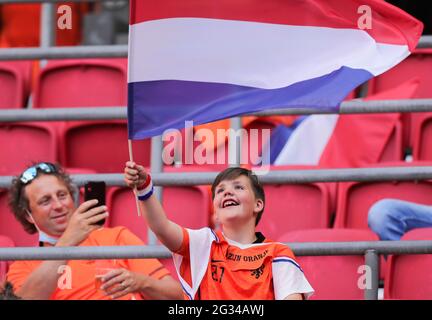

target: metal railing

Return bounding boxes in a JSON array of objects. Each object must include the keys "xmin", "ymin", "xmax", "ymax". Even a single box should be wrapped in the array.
[
  {"xmin": 0, "ymin": 45, "xmax": 128, "ymax": 61},
  {"xmin": 1, "ymin": 99, "xmax": 432, "ymax": 122},
  {"xmin": 0, "ymin": 37, "xmax": 431, "ymax": 61},
  {"xmin": 0, "ymin": 241, "xmax": 431, "ymax": 300},
  {"xmin": 2, "ymin": 166, "xmax": 432, "ymax": 188}
]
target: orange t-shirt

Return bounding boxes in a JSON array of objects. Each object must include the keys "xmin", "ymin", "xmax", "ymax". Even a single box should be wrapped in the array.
[
  {"xmin": 7, "ymin": 227, "xmax": 170, "ymax": 300},
  {"xmin": 174, "ymin": 228, "xmax": 314, "ymax": 300}
]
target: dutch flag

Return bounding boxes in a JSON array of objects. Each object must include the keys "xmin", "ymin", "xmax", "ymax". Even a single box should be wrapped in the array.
[{"xmin": 127, "ymin": 0, "xmax": 423, "ymax": 140}]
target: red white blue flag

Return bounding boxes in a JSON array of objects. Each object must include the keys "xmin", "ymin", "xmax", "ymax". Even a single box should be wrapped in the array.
[{"xmin": 127, "ymin": 0, "xmax": 423, "ymax": 139}]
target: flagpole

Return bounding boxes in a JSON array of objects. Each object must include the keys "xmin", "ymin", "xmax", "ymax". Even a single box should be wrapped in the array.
[{"xmin": 128, "ymin": 139, "xmax": 142, "ymax": 217}]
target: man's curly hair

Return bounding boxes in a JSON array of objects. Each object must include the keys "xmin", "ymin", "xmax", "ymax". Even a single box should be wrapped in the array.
[{"xmin": 8, "ymin": 162, "xmax": 76, "ymax": 234}]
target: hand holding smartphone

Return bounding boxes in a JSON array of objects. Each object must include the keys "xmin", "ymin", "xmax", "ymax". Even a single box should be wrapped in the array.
[{"xmin": 84, "ymin": 181, "xmax": 106, "ymax": 226}]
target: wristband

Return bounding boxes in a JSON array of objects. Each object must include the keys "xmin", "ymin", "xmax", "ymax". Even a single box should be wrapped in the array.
[{"xmin": 136, "ymin": 175, "xmax": 154, "ymax": 201}]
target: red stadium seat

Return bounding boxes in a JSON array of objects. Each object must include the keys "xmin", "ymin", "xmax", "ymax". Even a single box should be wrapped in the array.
[
  {"xmin": 378, "ymin": 120, "xmax": 403, "ymax": 163},
  {"xmin": 33, "ymin": 59, "xmax": 127, "ymax": 108},
  {"xmin": 0, "ymin": 189, "xmax": 38, "ymax": 247},
  {"xmin": 0, "ymin": 122, "xmax": 58, "ymax": 175},
  {"xmin": 32, "ymin": 59, "xmax": 143, "ymax": 173},
  {"xmin": 334, "ymin": 162, "xmax": 432, "ymax": 229},
  {"xmin": 385, "ymin": 228, "xmax": 432, "ymax": 300},
  {"xmin": 0, "ymin": 234, "xmax": 14, "ymax": 281},
  {"xmin": 254, "ymin": 166, "xmax": 331, "ymax": 240},
  {"xmin": 408, "ymin": 52, "xmax": 432, "ymax": 159},
  {"xmin": 368, "ymin": 49, "xmax": 432, "ymax": 101},
  {"xmin": 0, "ymin": 61, "xmax": 32, "ymax": 109},
  {"xmin": 368, "ymin": 49, "xmax": 432, "ymax": 149},
  {"xmin": 59, "ymin": 120, "xmax": 151, "ymax": 173},
  {"xmin": 412, "ymin": 113, "xmax": 432, "ymax": 161},
  {"xmin": 278, "ymin": 229, "xmax": 379, "ymax": 300},
  {"xmin": 107, "ymin": 185, "xmax": 211, "ymax": 243}
]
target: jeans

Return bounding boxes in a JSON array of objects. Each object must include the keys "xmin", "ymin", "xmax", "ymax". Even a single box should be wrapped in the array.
[{"xmin": 368, "ymin": 199, "xmax": 432, "ymax": 240}]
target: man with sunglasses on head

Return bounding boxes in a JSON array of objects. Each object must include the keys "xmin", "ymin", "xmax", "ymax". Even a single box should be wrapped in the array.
[{"xmin": 6, "ymin": 162, "xmax": 183, "ymax": 300}]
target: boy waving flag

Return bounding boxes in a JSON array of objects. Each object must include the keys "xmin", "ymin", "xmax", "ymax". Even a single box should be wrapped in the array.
[
  {"xmin": 124, "ymin": 163, "xmax": 314, "ymax": 299},
  {"xmin": 127, "ymin": 0, "xmax": 423, "ymax": 139}
]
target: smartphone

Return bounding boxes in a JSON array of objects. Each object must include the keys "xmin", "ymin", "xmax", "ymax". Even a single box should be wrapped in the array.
[{"xmin": 84, "ymin": 181, "xmax": 106, "ymax": 226}]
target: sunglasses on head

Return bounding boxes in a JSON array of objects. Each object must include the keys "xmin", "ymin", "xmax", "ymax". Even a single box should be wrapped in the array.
[{"xmin": 19, "ymin": 163, "xmax": 57, "ymax": 184}]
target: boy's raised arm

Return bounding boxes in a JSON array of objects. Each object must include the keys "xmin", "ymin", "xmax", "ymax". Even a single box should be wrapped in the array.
[{"xmin": 124, "ymin": 161, "xmax": 184, "ymax": 252}]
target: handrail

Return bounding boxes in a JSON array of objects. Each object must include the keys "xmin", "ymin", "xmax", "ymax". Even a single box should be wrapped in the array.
[
  {"xmin": 1, "ymin": 99, "xmax": 432, "ymax": 122},
  {"xmin": 1, "ymin": 240, "xmax": 430, "ymax": 300},
  {"xmin": 0, "ymin": 241, "xmax": 431, "ymax": 261},
  {"xmin": 1, "ymin": 166, "xmax": 432, "ymax": 188},
  {"xmin": 0, "ymin": 45, "xmax": 128, "ymax": 61},
  {"xmin": 0, "ymin": 37, "xmax": 431, "ymax": 61}
]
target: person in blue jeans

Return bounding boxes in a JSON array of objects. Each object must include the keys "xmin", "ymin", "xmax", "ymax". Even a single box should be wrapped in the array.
[{"xmin": 368, "ymin": 199, "xmax": 432, "ymax": 240}]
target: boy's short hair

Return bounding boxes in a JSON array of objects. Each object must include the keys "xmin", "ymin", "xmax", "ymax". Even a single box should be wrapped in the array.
[{"xmin": 211, "ymin": 167, "xmax": 265, "ymax": 226}]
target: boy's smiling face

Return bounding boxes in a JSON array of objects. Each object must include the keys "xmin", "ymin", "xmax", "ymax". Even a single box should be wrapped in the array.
[{"xmin": 213, "ymin": 175, "xmax": 264, "ymax": 227}]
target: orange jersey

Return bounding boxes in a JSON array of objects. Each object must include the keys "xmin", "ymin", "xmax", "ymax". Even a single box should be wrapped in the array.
[
  {"xmin": 174, "ymin": 228, "xmax": 314, "ymax": 300},
  {"xmin": 7, "ymin": 227, "xmax": 170, "ymax": 300}
]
